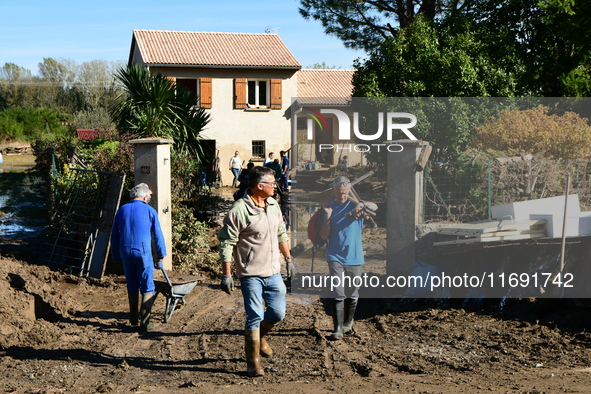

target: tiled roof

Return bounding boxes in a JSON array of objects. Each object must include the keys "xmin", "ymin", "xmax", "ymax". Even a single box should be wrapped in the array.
[
  {"xmin": 296, "ymin": 69, "xmax": 355, "ymax": 106},
  {"xmin": 131, "ymin": 30, "xmax": 301, "ymax": 69}
]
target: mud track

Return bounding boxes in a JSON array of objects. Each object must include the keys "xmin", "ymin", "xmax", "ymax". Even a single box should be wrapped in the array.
[{"xmin": 2, "ymin": 184, "xmax": 591, "ymax": 393}]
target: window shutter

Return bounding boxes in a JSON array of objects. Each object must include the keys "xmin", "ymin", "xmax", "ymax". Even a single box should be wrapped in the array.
[
  {"xmin": 199, "ymin": 78, "xmax": 212, "ymax": 109},
  {"xmin": 234, "ymin": 78, "xmax": 247, "ymax": 109},
  {"xmin": 270, "ymin": 79, "xmax": 282, "ymax": 109},
  {"xmin": 165, "ymin": 76, "xmax": 176, "ymax": 90}
]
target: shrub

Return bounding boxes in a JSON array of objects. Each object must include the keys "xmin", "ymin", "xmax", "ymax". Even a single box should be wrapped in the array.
[
  {"xmin": 171, "ymin": 204, "xmax": 219, "ymax": 276},
  {"xmin": 0, "ymin": 107, "xmax": 70, "ymax": 143},
  {"xmin": 472, "ymin": 105, "xmax": 591, "ymax": 159}
]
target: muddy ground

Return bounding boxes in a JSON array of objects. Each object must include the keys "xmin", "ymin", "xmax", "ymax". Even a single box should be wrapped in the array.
[{"xmin": 2, "ymin": 175, "xmax": 591, "ymax": 393}]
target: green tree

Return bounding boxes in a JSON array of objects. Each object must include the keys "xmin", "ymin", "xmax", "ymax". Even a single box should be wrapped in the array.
[
  {"xmin": 352, "ymin": 16, "xmax": 523, "ymax": 98},
  {"xmin": 112, "ymin": 63, "xmax": 211, "ymax": 161},
  {"xmin": 303, "ymin": 0, "xmax": 591, "ymax": 96},
  {"xmin": 299, "ymin": 0, "xmax": 457, "ymax": 51},
  {"xmin": 0, "ymin": 63, "xmax": 36, "ymax": 109},
  {"xmin": 76, "ymin": 59, "xmax": 124, "ymax": 110},
  {"xmin": 306, "ymin": 61, "xmax": 340, "ymax": 69}
]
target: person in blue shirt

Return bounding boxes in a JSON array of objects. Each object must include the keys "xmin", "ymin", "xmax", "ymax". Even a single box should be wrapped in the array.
[
  {"xmin": 319, "ymin": 176, "xmax": 377, "ymax": 340},
  {"xmin": 111, "ymin": 183, "xmax": 167, "ymax": 331},
  {"xmin": 280, "ymin": 150, "xmax": 290, "ymax": 192}
]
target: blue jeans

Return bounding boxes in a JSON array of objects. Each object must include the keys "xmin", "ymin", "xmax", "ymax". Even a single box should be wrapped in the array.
[
  {"xmin": 240, "ymin": 273, "xmax": 286, "ymax": 329},
  {"xmin": 231, "ymin": 168, "xmax": 240, "ymax": 185},
  {"xmin": 121, "ymin": 248, "xmax": 155, "ymax": 294},
  {"xmin": 281, "ymin": 171, "xmax": 289, "ymax": 191}
]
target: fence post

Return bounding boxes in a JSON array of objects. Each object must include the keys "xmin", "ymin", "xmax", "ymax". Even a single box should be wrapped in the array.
[
  {"xmin": 387, "ymin": 140, "xmax": 429, "ymax": 278},
  {"xmin": 422, "ymin": 163, "xmax": 429, "ymax": 223},
  {"xmin": 487, "ymin": 160, "xmax": 492, "ymax": 220}
]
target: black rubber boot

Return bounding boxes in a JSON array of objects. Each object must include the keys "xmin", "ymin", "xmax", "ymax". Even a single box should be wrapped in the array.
[
  {"xmin": 139, "ymin": 292, "xmax": 156, "ymax": 332},
  {"xmin": 128, "ymin": 291, "xmax": 139, "ymax": 326},
  {"xmin": 343, "ymin": 298, "xmax": 358, "ymax": 334},
  {"xmin": 327, "ymin": 299, "xmax": 344, "ymax": 341}
]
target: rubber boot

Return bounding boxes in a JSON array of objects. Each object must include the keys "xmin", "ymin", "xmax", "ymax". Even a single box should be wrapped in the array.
[
  {"xmin": 343, "ymin": 298, "xmax": 358, "ymax": 334},
  {"xmin": 128, "ymin": 291, "xmax": 139, "ymax": 326},
  {"xmin": 245, "ymin": 328, "xmax": 264, "ymax": 377},
  {"xmin": 259, "ymin": 320, "xmax": 275, "ymax": 358},
  {"xmin": 327, "ymin": 299, "xmax": 344, "ymax": 341},
  {"xmin": 139, "ymin": 292, "xmax": 156, "ymax": 332}
]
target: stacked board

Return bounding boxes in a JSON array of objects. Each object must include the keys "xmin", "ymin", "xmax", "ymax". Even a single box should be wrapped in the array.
[{"xmin": 434, "ymin": 219, "xmax": 547, "ymax": 246}]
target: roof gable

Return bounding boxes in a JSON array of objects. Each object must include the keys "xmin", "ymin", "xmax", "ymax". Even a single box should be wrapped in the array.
[{"xmin": 131, "ymin": 30, "xmax": 301, "ymax": 69}]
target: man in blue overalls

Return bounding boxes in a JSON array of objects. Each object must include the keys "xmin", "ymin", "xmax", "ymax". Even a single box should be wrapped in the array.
[{"xmin": 111, "ymin": 183, "xmax": 167, "ymax": 331}]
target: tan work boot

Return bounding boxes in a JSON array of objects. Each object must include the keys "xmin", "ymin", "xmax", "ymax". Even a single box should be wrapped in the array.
[
  {"xmin": 259, "ymin": 320, "xmax": 275, "ymax": 358},
  {"xmin": 128, "ymin": 291, "xmax": 139, "ymax": 326},
  {"xmin": 244, "ymin": 328, "xmax": 264, "ymax": 377},
  {"xmin": 139, "ymin": 292, "xmax": 156, "ymax": 332}
]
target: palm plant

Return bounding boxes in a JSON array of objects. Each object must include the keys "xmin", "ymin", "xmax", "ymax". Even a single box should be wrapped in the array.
[{"xmin": 111, "ymin": 63, "xmax": 210, "ymax": 161}]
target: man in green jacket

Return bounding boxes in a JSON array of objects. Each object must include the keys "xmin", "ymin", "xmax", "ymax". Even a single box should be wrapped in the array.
[{"xmin": 218, "ymin": 166, "xmax": 295, "ymax": 377}]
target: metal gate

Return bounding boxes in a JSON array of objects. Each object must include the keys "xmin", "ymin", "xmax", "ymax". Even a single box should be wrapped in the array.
[{"xmin": 43, "ymin": 168, "xmax": 125, "ymax": 278}]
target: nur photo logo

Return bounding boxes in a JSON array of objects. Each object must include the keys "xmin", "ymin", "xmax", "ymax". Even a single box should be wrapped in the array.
[{"xmin": 302, "ymin": 107, "xmax": 419, "ymax": 153}]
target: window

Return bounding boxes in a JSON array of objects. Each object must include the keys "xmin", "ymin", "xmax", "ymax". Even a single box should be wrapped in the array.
[
  {"xmin": 168, "ymin": 77, "xmax": 212, "ymax": 109},
  {"xmin": 252, "ymin": 140, "xmax": 266, "ymax": 159},
  {"xmin": 234, "ymin": 78, "xmax": 281, "ymax": 110},
  {"xmin": 247, "ymin": 80, "xmax": 268, "ymax": 108}
]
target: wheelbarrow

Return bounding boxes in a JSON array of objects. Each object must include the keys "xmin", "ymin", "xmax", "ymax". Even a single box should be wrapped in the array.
[{"xmin": 154, "ymin": 268, "xmax": 199, "ymax": 322}]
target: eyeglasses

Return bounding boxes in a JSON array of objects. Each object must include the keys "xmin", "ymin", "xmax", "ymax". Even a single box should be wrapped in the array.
[{"xmin": 260, "ymin": 181, "xmax": 277, "ymax": 188}]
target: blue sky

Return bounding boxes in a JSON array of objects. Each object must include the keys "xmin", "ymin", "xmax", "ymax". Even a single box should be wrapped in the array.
[{"xmin": 0, "ymin": 0, "xmax": 366, "ymax": 74}]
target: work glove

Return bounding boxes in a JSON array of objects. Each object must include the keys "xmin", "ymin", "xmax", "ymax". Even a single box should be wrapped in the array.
[
  {"xmin": 286, "ymin": 258, "xmax": 296, "ymax": 283},
  {"xmin": 155, "ymin": 259, "xmax": 164, "ymax": 270},
  {"xmin": 221, "ymin": 275, "xmax": 235, "ymax": 295}
]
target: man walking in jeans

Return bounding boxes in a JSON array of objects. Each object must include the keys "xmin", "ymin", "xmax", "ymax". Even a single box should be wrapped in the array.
[{"xmin": 217, "ymin": 166, "xmax": 295, "ymax": 377}]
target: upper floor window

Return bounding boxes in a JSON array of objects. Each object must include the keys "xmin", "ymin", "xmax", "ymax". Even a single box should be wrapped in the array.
[
  {"xmin": 165, "ymin": 76, "xmax": 212, "ymax": 109},
  {"xmin": 235, "ymin": 78, "xmax": 282, "ymax": 110},
  {"xmin": 247, "ymin": 80, "xmax": 268, "ymax": 108}
]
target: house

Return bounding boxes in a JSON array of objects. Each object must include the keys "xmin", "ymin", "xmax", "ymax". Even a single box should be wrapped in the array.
[{"xmin": 128, "ymin": 29, "xmax": 356, "ymax": 186}]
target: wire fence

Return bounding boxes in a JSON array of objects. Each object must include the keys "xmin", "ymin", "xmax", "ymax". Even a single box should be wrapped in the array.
[{"xmin": 423, "ymin": 157, "xmax": 591, "ymax": 223}]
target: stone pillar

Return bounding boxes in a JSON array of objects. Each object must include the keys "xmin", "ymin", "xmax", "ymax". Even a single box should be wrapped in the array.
[
  {"xmin": 387, "ymin": 140, "xmax": 429, "ymax": 277},
  {"xmin": 130, "ymin": 138, "xmax": 173, "ymax": 270}
]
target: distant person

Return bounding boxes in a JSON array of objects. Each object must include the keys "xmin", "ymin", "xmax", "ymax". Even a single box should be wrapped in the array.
[
  {"xmin": 234, "ymin": 162, "xmax": 255, "ymax": 201},
  {"xmin": 318, "ymin": 176, "xmax": 377, "ymax": 340},
  {"xmin": 280, "ymin": 151, "xmax": 290, "ymax": 192},
  {"xmin": 110, "ymin": 183, "xmax": 167, "ymax": 332},
  {"xmin": 264, "ymin": 158, "xmax": 282, "ymax": 182},
  {"xmin": 229, "ymin": 151, "xmax": 242, "ymax": 188},
  {"xmin": 263, "ymin": 152, "xmax": 275, "ymax": 165},
  {"xmin": 218, "ymin": 166, "xmax": 295, "ymax": 377}
]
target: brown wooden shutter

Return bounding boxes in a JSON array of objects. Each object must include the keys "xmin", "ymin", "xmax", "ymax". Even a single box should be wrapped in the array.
[
  {"xmin": 199, "ymin": 78, "xmax": 212, "ymax": 109},
  {"xmin": 165, "ymin": 76, "xmax": 176, "ymax": 90},
  {"xmin": 270, "ymin": 79, "xmax": 282, "ymax": 109},
  {"xmin": 234, "ymin": 78, "xmax": 247, "ymax": 109}
]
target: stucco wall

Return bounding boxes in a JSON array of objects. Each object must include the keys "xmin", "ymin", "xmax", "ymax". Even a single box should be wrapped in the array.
[{"xmin": 151, "ymin": 67, "xmax": 297, "ymax": 186}]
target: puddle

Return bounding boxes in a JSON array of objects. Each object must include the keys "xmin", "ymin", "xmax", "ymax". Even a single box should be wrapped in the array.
[{"xmin": 0, "ymin": 172, "xmax": 48, "ymax": 241}]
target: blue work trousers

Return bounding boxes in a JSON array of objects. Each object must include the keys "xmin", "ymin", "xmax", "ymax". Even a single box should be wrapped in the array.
[{"xmin": 121, "ymin": 248, "xmax": 155, "ymax": 294}]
